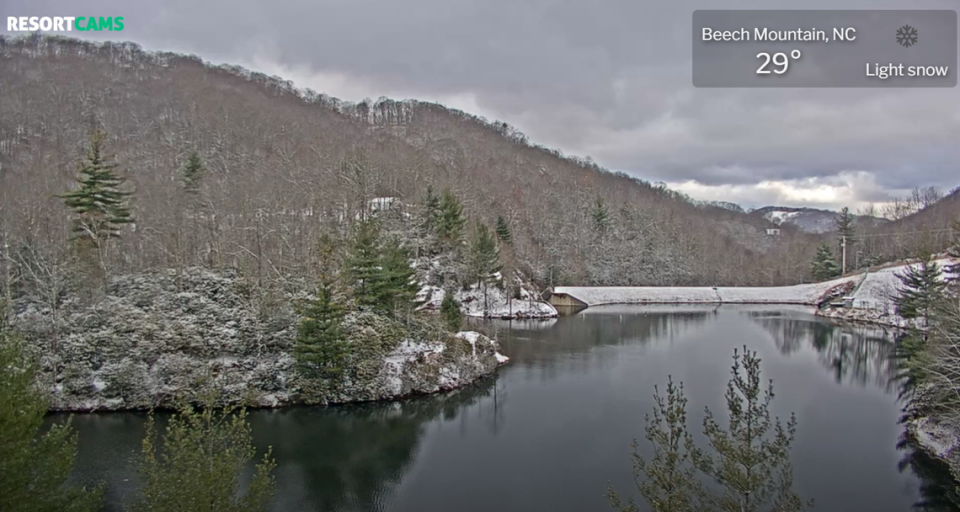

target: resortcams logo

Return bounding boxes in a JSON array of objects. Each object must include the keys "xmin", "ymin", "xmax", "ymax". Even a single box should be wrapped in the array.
[{"xmin": 6, "ymin": 16, "xmax": 124, "ymax": 32}]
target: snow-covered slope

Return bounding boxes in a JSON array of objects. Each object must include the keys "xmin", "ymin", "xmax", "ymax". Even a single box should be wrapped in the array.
[
  {"xmin": 819, "ymin": 257, "xmax": 957, "ymax": 327},
  {"xmin": 418, "ymin": 281, "xmax": 558, "ymax": 319}
]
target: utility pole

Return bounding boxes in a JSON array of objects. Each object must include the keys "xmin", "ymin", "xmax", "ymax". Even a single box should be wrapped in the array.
[{"xmin": 841, "ymin": 236, "xmax": 847, "ymax": 275}]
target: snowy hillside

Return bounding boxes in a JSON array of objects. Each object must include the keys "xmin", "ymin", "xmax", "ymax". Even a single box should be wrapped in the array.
[
  {"xmin": 418, "ymin": 280, "xmax": 558, "ymax": 319},
  {"xmin": 819, "ymin": 257, "xmax": 957, "ymax": 327}
]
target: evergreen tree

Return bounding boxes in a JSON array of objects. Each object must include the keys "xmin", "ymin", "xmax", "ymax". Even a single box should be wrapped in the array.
[
  {"xmin": 440, "ymin": 292, "xmax": 463, "ymax": 332},
  {"xmin": 696, "ymin": 347, "xmax": 810, "ymax": 512},
  {"xmin": 0, "ymin": 322, "xmax": 103, "ymax": 512},
  {"xmin": 609, "ymin": 347, "xmax": 809, "ymax": 512},
  {"xmin": 495, "ymin": 215, "xmax": 513, "ymax": 244},
  {"xmin": 468, "ymin": 223, "xmax": 502, "ymax": 314},
  {"xmin": 436, "ymin": 189, "xmax": 466, "ymax": 248},
  {"xmin": 421, "ymin": 186, "xmax": 442, "ymax": 234},
  {"xmin": 346, "ymin": 220, "xmax": 417, "ymax": 313},
  {"xmin": 606, "ymin": 377, "xmax": 704, "ymax": 512},
  {"xmin": 810, "ymin": 243, "xmax": 840, "ymax": 281},
  {"xmin": 131, "ymin": 398, "xmax": 276, "ymax": 512},
  {"xmin": 293, "ymin": 283, "xmax": 348, "ymax": 378},
  {"xmin": 60, "ymin": 131, "xmax": 133, "ymax": 242},
  {"xmin": 58, "ymin": 131, "xmax": 133, "ymax": 272},
  {"xmin": 346, "ymin": 219, "xmax": 382, "ymax": 306},
  {"xmin": 180, "ymin": 151, "xmax": 204, "ymax": 194},
  {"xmin": 835, "ymin": 207, "xmax": 855, "ymax": 270},
  {"xmin": 894, "ymin": 254, "xmax": 947, "ymax": 327},
  {"xmin": 378, "ymin": 236, "xmax": 419, "ymax": 313},
  {"xmin": 592, "ymin": 196, "xmax": 610, "ymax": 232}
]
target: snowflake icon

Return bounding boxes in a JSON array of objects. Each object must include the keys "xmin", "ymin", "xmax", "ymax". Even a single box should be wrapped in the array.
[{"xmin": 896, "ymin": 25, "xmax": 918, "ymax": 47}]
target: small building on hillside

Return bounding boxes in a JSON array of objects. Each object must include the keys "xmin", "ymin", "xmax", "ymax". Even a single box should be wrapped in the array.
[{"xmin": 766, "ymin": 228, "xmax": 781, "ymax": 236}]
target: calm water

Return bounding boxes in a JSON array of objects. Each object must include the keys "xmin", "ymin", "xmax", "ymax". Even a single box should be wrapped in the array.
[{"xmin": 60, "ymin": 306, "xmax": 960, "ymax": 512}]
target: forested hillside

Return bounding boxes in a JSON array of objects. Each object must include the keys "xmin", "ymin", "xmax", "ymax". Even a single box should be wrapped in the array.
[
  {"xmin": 0, "ymin": 35, "xmax": 820, "ymax": 290},
  {"xmin": 856, "ymin": 188, "xmax": 960, "ymax": 264}
]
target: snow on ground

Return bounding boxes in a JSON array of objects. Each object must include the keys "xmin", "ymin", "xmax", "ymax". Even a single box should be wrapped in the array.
[
  {"xmin": 556, "ymin": 258, "xmax": 957, "ymax": 328},
  {"xmin": 455, "ymin": 331, "xmax": 480, "ymax": 356},
  {"xmin": 418, "ymin": 281, "xmax": 558, "ymax": 319},
  {"xmin": 452, "ymin": 330, "xmax": 510, "ymax": 364},
  {"xmin": 820, "ymin": 257, "xmax": 957, "ymax": 327},
  {"xmin": 381, "ymin": 339, "xmax": 445, "ymax": 396},
  {"xmin": 764, "ymin": 210, "xmax": 800, "ymax": 225}
]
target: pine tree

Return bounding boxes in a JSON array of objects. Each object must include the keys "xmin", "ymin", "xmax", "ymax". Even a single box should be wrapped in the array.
[
  {"xmin": 0, "ymin": 322, "xmax": 103, "ymax": 512},
  {"xmin": 346, "ymin": 219, "xmax": 382, "ymax": 306},
  {"xmin": 835, "ymin": 207, "xmax": 855, "ymax": 271},
  {"xmin": 436, "ymin": 189, "xmax": 466, "ymax": 248},
  {"xmin": 592, "ymin": 196, "xmax": 610, "ymax": 232},
  {"xmin": 294, "ymin": 283, "xmax": 348, "ymax": 378},
  {"xmin": 378, "ymin": 236, "xmax": 419, "ymax": 313},
  {"xmin": 180, "ymin": 151, "xmax": 204, "ymax": 195},
  {"xmin": 894, "ymin": 254, "xmax": 947, "ymax": 327},
  {"xmin": 810, "ymin": 243, "xmax": 840, "ymax": 281},
  {"xmin": 606, "ymin": 377, "xmax": 704, "ymax": 512},
  {"xmin": 421, "ymin": 186, "xmax": 442, "ymax": 234},
  {"xmin": 469, "ymin": 223, "xmax": 502, "ymax": 314},
  {"xmin": 131, "ymin": 398, "xmax": 276, "ymax": 512},
  {"xmin": 495, "ymin": 215, "xmax": 513, "ymax": 244},
  {"xmin": 696, "ymin": 347, "xmax": 810, "ymax": 512},
  {"xmin": 58, "ymin": 131, "xmax": 133, "ymax": 274},
  {"xmin": 609, "ymin": 348, "xmax": 809, "ymax": 512},
  {"xmin": 440, "ymin": 292, "xmax": 463, "ymax": 332}
]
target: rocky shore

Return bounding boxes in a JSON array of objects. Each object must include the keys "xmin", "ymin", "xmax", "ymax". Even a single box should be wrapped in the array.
[{"xmin": 8, "ymin": 268, "xmax": 507, "ymax": 412}]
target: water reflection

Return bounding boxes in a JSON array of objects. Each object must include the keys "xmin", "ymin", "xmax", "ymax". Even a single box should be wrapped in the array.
[
  {"xmin": 746, "ymin": 310, "xmax": 899, "ymax": 391},
  {"xmin": 250, "ymin": 379, "xmax": 500, "ymax": 512},
  {"xmin": 898, "ymin": 432, "xmax": 960, "ymax": 511},
  {"xmin": 58, "ymin": 307, "xmax": 957, "ymax": 512}
]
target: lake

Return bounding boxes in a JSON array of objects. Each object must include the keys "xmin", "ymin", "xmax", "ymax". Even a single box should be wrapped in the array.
[{"xmin": 61, "ymin": 305, "xmax": 958, "ymax": 511}]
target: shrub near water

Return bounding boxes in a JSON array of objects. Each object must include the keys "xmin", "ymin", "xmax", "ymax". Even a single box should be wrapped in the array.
[
  {"xmin": 130, "ymin": 397, "xmax": 276, "ymax": 512},
  {"xmin": 608, "ymin": 347, "xmax": 811, "ymax": 512},
  {"xmin": 0, "ymin": 318, "xmax": 103, "ymax": 512}
]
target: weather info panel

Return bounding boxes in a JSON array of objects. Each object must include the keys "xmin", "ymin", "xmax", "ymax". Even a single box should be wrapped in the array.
[{"xmin": 693, "ymin": 10, "xmax": 957, "ymax": 88}]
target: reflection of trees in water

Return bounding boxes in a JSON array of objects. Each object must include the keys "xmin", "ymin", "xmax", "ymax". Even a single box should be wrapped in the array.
[
  {"xmin": 897, "ymin": 432, "xmax": 960, "ymax": 511},
  {"xmin": 490, "ymin": 310, "xmax": 712, "ymax": 384},
  {"xmin": 748, "ymin": 313, "xmax": 899, "ymax": 391},
  {"xmin": 498, "ymin": 310, "xmax": 711, "ymax": 361},
  {"xmin": 249, "ymin": 377, "xmax": 499, "ymax": 512}
]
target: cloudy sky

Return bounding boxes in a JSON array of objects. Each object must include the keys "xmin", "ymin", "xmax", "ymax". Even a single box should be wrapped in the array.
[{"xmin": 4, "ymin": 0, "xmax": 959, "ymax": 211}]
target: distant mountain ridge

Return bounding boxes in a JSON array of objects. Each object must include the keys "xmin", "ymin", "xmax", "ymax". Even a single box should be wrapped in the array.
[{"xmin": 749, "ymin": 206, "xmax": 889, "ymax": 234}]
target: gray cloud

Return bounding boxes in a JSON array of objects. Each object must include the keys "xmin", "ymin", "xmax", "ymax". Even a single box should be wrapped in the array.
[{"xmin": 3, "ymin": 0, "xmax": 959, "ymax": 209}]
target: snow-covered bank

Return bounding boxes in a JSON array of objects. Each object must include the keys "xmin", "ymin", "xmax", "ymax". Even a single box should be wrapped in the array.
[
  {"xmin": 818, "ymin": 257, "xmax": 957, "ymax": 328},
  {"xmin": 10, "ymin": 268, "xmax": 509, "ymax": 412},
  {"xmin": 418, "ymin": 282, "xmax": 558, "ymax": 319},
  {"xmin": 907, "ymin": 416, "xmax": 960, "ymax": 481}
]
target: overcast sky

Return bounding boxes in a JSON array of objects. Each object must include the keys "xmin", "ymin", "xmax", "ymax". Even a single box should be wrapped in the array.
[{"xmin": 4, "ymin": 0, "xmax": 959, "ymax": 211}]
